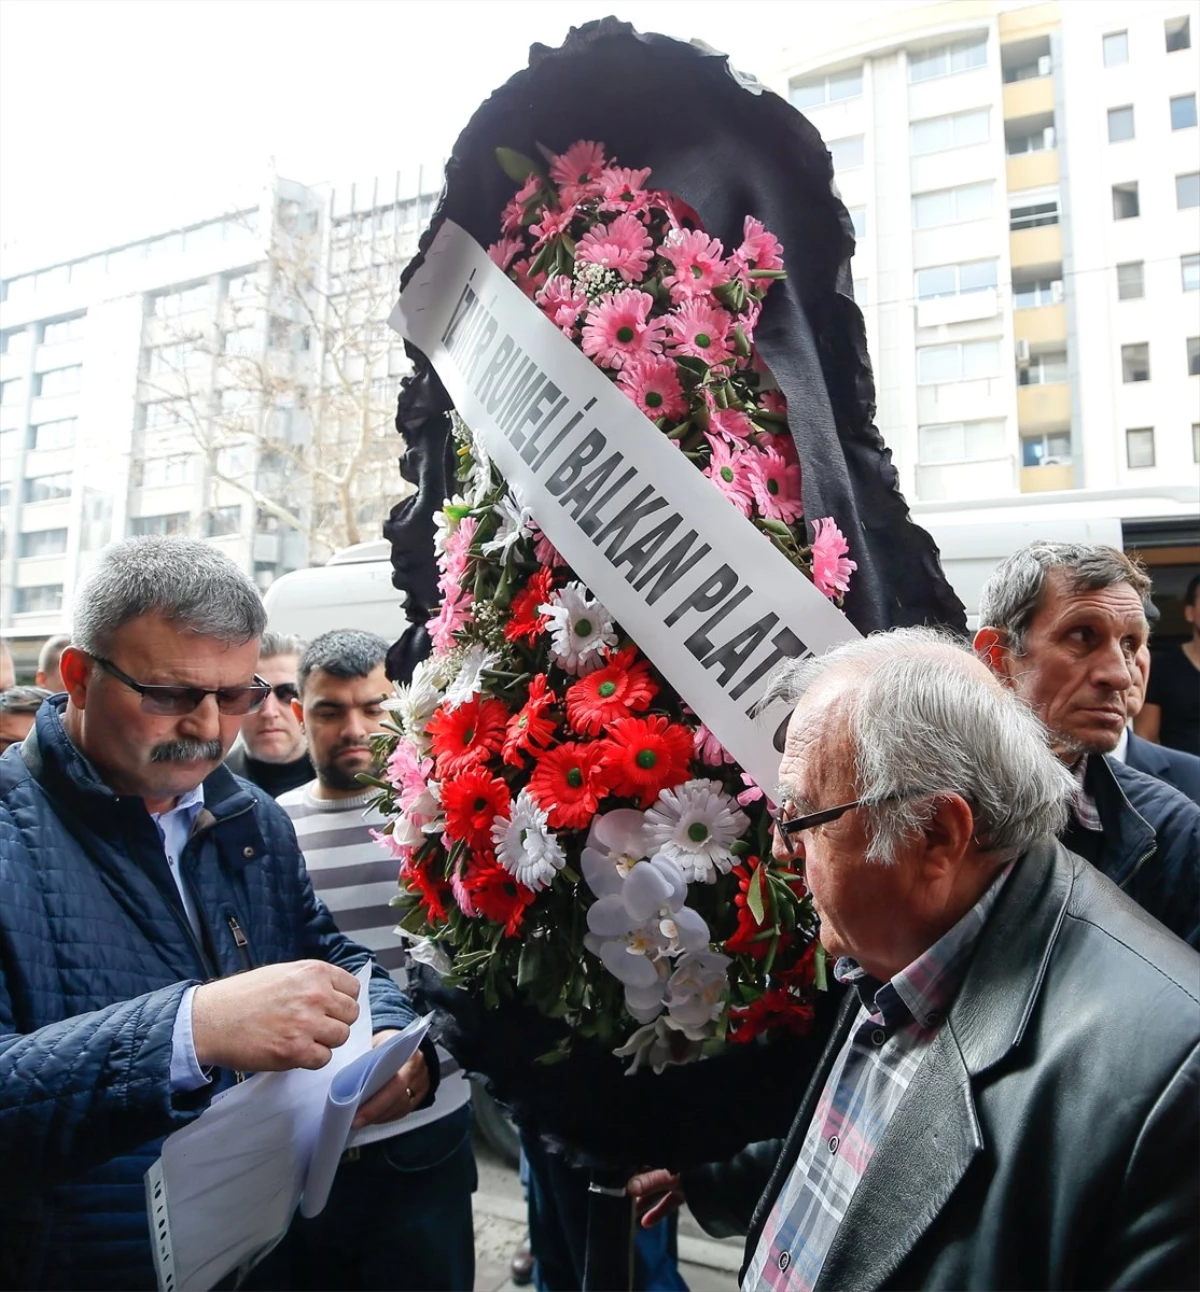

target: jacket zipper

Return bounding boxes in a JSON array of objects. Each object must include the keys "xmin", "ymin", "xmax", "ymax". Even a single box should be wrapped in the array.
[{"xmin": 227, "ymin": 914, "xmax": 252, "ymax": 971}]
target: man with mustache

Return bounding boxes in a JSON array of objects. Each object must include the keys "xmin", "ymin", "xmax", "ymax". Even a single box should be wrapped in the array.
[{"xmin": 0, "ymin": 538, "xmax": 438, "ymax": 1291}]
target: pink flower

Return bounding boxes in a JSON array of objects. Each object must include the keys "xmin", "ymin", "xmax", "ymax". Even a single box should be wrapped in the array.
[
  {"xmin": 617, "ymin": 354, "xmax": 687, "ymax": 421},
  {"xmin": 693, "ymin": 723, "xmax": 735, "ymax": 766},
  {"xmin": 549, "ymin": 140, "xmax": 607, "ymax": 192},
  {"xmin": 761, "ymin": 389, "xmax": 787, "ymax": 418},
  {"xmin": 734, "ymin": 215, "xmax": 784, "ymax": 274},
  {"xmin": 581, "ymin": 289, "xmax": 666, "ymax": 370},
  {"xmin": 537, "ymin": 275, "xmax": 589, "ymax": 338},
  {"xmin": 705, "ymin": 437, "xmax": 755, "ymax": 516},
  {"xmin": 667, "ymin": 298, "xmax": 733, "ymax": 366},
  {"xmin": 500, "ymin": 174, "xmax": 544, "ymax": 234},
  {"xmin": 748, "ymin": 447, "xmax": 803, "ymax": 523},
  {"xmin": 441, "ymin": 516, "xmax": 477, "ymax": 580},
  {"xmin": 511, "ymin": 258, "xmax": 547, "ymax": 300},
  {"xmin": 709, "ymin": 407, "xmax": 756, "ymax": 444},
  {"xmin": 487, "ymin": 236, "xmax": 524, "ymax": 271},
  {"xmin": 737, "ymin": 773, "xmax": 766, "ymax": 808},
  {"xmin": 530, "ymin": 206, "xmax": 575, "ymax": 247},
  {"xmin": 369, "ymin": 827, "xmax": 415, "ymax": 867},
  {"xmin": 599, "ymin": 165, "xmax": 653, "ymax": 213},
  {"xmin": 430, "ymin": 585, "xmax": 474, "ymax": 654},
  {"xmin": 810, "ymin": 517, "xmax": 857, "ymax": 599},
  {"xmin": 449, "ymin": 865, "xmax": 478, "ymax": 919},
  {"xmin": 529, "ymin": 521, "xmax": 565, "ymax": 568},
  {"xmin": 385, "ymin": 741, "xmax": 437, "ymax": 825},
  {"xmin": 575, "ymin": 213, "xmax": 653, "ymax": 285},
  {"xmin": 660, "ymin": 229, "xmax": 730, "ymax": 302},
  {"xmin": 651, "ymin": 191, "xmax": 701, "ymax": 231}
]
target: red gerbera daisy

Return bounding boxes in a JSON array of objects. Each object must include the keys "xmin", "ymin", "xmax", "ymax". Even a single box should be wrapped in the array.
[
  {"xmin": 441, "ymin": 767, "xmax": 510, "ymax": 851},
  {"xmin": 428, "ymin": 695, "xmax": 508, "ymax": 778},
  {"xmin": 528, "ymin": 741, "xmax": 612, "ymax": 830},
  {"xmin": 464, "ymin": 855, "xmax": 537, "ymax": 937},
  {"xmin": 727, "ymin": 986, "xmax": 814, "ymax": 1044},
  {"xmin": 505, "ymin": 567, "xmax": 555, "ymax": 644},
  {"xmin": 404, "ymin": 862, "xmax": 452, "ymax": 926},
  {"xmin": 565, "ymin": 647, "xmax": 658, "ymax": 736},
  {"xmin": 503, "ymin": 674, "xmax": 558, "ymax": 766},
  {"xmin": 601, "ymin": 715, "xmax": 694, "ymax": 807}
]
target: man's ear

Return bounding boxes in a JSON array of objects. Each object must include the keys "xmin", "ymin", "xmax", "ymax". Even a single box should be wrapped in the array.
[
  {"xmin": 58, "ymin": 647, "xmax": 92, "ymax": 708},
  {"xmin": 919, "ymin": 792, "xmax": 975, "ymax": 882},
  {"xmin": 973, "ymin": 627, "xmax": 1017, "ymax": 686}
]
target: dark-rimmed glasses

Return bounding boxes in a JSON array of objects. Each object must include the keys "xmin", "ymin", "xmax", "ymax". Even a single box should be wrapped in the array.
[
  {"xmin": 262, "ymin": 682, "xmax": 299, "ymax": 706},
  {"xmin": 92, "ymin": 655, "xmax": 272, "ymax": 716},
  {"xmin": 772, "ymin": 789, "xmax": 932, "ymax": 840}
]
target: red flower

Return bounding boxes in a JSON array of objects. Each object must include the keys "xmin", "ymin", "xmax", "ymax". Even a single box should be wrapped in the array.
[
  {"xmin": 528, "ymin": 741, "xmax": 612, "ymax": 830},
  {"xmin": 724, "ymin": 860, "xmax": 803, "ymax": 963},
  {"xmin": 503, "ymin": 675, "xmax": 558, "ymax": 766},
  {"xmin": 465, "ymin": 855, "xmax": 536, "ymax": 937},
  {"xmin": 404, "ymin": 862, "xmax": 452, "ymax": 925},
  {"xmin": 428, "ymin": 695, "xmax": 508, "ymax": 778},
  {"xmin": 565, "ymin": 647, "xmax": 658, "ymax": 736},
  {"xmin": 441, "ymin": 767, "xmax": 510, "ymax": 851},
  {"xmin": 506, "ymin": 568, "xmax": 555, "ymax": 644},
  {"xmin": 600, "ymin": 715, "xmax": 693, "ymax": 807},
  {"xmin": 727, "ymin": 986, "xmax": 814, "ymax": 1044}
]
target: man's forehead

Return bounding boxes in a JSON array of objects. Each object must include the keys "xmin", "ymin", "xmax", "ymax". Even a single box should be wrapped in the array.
[
  {"xmin": 306, "ymin": 666, "xmax": 389, "ymax": 702},
  {"xmin": 1039, "ymin": 572, "xmax": 1148, "ymax": 628}
]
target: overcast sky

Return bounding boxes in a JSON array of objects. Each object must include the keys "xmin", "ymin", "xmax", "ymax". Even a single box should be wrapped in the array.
[{"xmin": 0, "ymin": 0, "xmax": 917, "ymax": 270}]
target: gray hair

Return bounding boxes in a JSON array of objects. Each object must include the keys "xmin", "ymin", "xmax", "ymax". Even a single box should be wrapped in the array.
[
  {"xmin": 259, "ymin": 630, "xmax": 308, "ymax": 662},
  {"xmin": 763, "ymin": 628, "xmax": 1074, "ymax": 865},
  {"xmin": 37, "ymin": 634, "xmax": 71, "ymax": 675},
  {"xmin": 0, "ymin": 685, "xmax": 52, "ymax": 714},
  {"xmin": 297, "ymin": 629, "xmax": 389, "ymax": 694},
  {"xmin": 72, "ymin": 536, "xmax": 266, "ymax": 656},
  {"xmin": 978, "ymin": 542, "xmax": 1150, "ymax": 654}
]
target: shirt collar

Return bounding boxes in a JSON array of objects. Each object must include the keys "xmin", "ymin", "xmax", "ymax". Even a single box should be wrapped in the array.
[
  {"xmin": 150, "ymin": 781, "xmax": 206, "ymax": 825},
  {"xmin": 834, "ymin": 860, "xmax": 1014, "ymax": 1030},
  {"xmin": 1069, "ymin": 754, "xmax": 1103, "ymax": 832},
  {"xmin": 1111, "ymin": 725, "xmax": 1130, "ymax": 763}
]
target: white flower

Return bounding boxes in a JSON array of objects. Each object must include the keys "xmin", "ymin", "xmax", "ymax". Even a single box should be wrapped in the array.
[
  {"xmin": 491, "ymin": 789, "xmax": 566, "ymax": 892},
  {"xmin": 664, "ymin": 951, "xmax": 730, "ymax": 1036},
  {"xmin": 463, "ymin": 420, "xmax": 496, "ymax": 506},
  {"xmin": 442, "ymin": 644, "xmax": 499, "ymax": 710},
  {"xmin": 644, "ymin": 779, "xmax": 750, "ymax": 883},
  {"xmin": 481, "ymin": 489, "xmax": 532, "ymax": 558},
  {"xmin": 580, "ymin": 810, "xmax": 653, "ymax": 896},
  {"xmin": 397, "ymin": 933, "xmax": 454, "ymax": 977},
  {"xmin": 432, "ymin": 493, "xmax": 470, "ymax": 556},
  {"xmin": 539, "ymin": 582, "xmax": 617, "ymax": 675},
  {"xmin": 383, "ymin": 659, "xmax": 445, "ymax": 750},
  {"xmin": 612, "ymin": 1016, "xmax": 704, "ymax": 1075}
]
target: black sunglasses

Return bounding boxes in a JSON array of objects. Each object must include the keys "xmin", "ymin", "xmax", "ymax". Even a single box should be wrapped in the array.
[
  {"xmin": 92, "ymin": 655, "xmax": 272, "ymax": 716},
  {"xmin": 263, "ymin": 682, "xmax": 299, "ymax": 705},
  {"xmin": 772, "ymin": 789, "xmax": 931, "ymax": 840}
]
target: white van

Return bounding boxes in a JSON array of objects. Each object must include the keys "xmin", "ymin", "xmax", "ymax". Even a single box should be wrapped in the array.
[{"xmin": 262, "ymin": 539, "xmax": 409, "ymax": 642}]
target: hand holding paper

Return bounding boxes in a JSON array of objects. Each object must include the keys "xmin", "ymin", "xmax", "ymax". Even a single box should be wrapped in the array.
[{"xmin": 351, "ymin": 1036, "xmax": 430, "ymax": 1130}]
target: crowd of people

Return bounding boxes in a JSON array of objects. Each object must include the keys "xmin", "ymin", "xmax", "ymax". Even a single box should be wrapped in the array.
[{"xmin": 0, "ymin": 534, "xmax": 1197, "ymax": 1292}]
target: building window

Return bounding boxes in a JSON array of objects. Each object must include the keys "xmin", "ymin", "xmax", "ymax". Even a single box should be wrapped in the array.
[
  {"xmin": 1022, "ymin": 430, "xmax": 1072, "ymax": 467},
  {"xmin": 18, "ymin": 528, "xmax": 68, "ymax": 558},
  {"xmin": 0, "ymin": 328, "xmax": 30, "ymax": 356},
  {"xmin": 28, "ymin": 419, "xmax": 76, "ymax": 452},
  {"xmin": 1007, "ymin": 124, "xmax": 1056, "ymax": 155},
  {"xmin": 203, "ymin": 504, "xmax": 242, "ymax": 538},
  {"xmin": 1018, "ymin": 351, "xmax": 1069, "ymax": 385},
  {"xmin": 1107, "ymin": 106, "xmax": 1135, "ymax": 143},
  {"xmin": 913, "ymin": 182, "xmax": 993, "ymax": 229},
  {"xmin": 136, "ymin": 454, "xmax": 196, "ymax": 488},
  {"xmin": 915, "ymin": 259, "xmax": 998, "ymax": 300},
  {"xmin": 910, "ymin": 108, "xmax": 990, "ymax": 155},
  {"xmin": 848, "ymin": 206, "xmax": 867, "ymax": 239},
  {"xmin": 1116, "ymin": 262, "xmax": 1145, "ymax": 300},
  {"xmin": 0, "ymin": 378, "xmax": 22, "ymax": 406},
  {"xmin": 789, "ymin": 65, "xmax": 864, "ymax": 109},
  {"xmin": 23, "ymin": 473, "xmax": 72, "ymax": 502},
  {"xmin": 1102, "ymin": 31, "xmax": 1129, "ymax": 66},
  {"xmin": 40, "ymin": 316, "xmax": 85, "ymax": 346},
  {"xmin": 1010, "ymin": 197, "xmax": 1060, "ymax": 230},
  {"xmin": 828, "ymin": 136, "xmax": 865, "ymax": 171},
  {"xmin": 1184, "ymin": 254, "xmax": 1200, "ymax": 291},
  {"xmin": 1112, "ymin": 182, "xmax": 1140, "ymax": 220},
  {"xmin": 152, "ymin": 283, "xmax": 210, "ymax": 318},
  {"xmin": 1176, "ymin": 173, "xmax": 1200, "ymax": 209},
  {"xmin": 1126, "ymin": 427, "xmax": 1155, "ymax": 468},
  {"xmin": 14, "ymin": 585, "xmax": 64, "ymax": 614},
  {"xmin": 908, "ymin": 36, "xmax": 987, "ymax": 83},
  {"xmin": 1013, "ymin": 277, "xmax": 1063, "ymax": 309},
  {"xmin": 917, "ymin": 419, "xmax": 1006, "ymax": 464},
  {"xmin": 1121, "ymin": 343, "xmax": 1151, "ymax": 382},
  {"xmin": 1165, "ymin": 15, "xmax": 1191, "ymax": 52},
  {"xmin": 1188, "ymin": 337, "xmax": 1200, "ymax": 376},
  {"xmin": 852, "ymin": 278, "xmax": 867, "ymax": 306},
  {"xmin": 35, "ymin": 366, "xmax": 82, "ymax": 399},
  {"xmin": 916, "ymin": 339, "xmax": 1002, "ymax": 384},
  {"xmin": 1171, "ymin": 94, "xmax": 1198, "ymax": 130},
  {"xmin": 142, "ymin": 400, "xmax": 182, "ymax": 431},
  {"xmin": 130, "ymin": 512, "xmax": 190, "ymax": 537}
]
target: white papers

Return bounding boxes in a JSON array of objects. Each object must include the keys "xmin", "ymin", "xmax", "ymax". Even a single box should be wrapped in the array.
[{"xmin": 147, "ymin": 966, "xmax": 431, "ymax": 1292}]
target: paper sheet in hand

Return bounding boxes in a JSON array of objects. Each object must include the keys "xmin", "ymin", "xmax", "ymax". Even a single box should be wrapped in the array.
[{"xmin": 146, "ymin": 966, "xmax": 430, "ymax": 1292}]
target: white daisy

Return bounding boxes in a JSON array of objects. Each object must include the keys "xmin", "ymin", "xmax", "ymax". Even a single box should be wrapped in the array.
[
  {"xmin": 644, "ymin": 779, "xmax": 750, "ymax": 883},
  {"xmin": 432, "ymin": 493, "xmax": 470, "ymax": 557},
  {"xmin": 481, "ymin": 490, "xmax": 533, "ymax": 558},
  {"xmin": 539, "ymin": 582, "xmax": 617, "ymax": 675},
  {"xmin": 442, "ymin": 643, "xmax": 499, "ymax": 710},
  {"xmin": 383, "ymin": 659, "xmax": 444, "ymax": 749},
  {"xmin": 491, "ymin": 789, "xmax": 567, "ymax": 891},
  {"xmin": 464, "ymin": 420, "xmax": 496, "ymax": 506}
]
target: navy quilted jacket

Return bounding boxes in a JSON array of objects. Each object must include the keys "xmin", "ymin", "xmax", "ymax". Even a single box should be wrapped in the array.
[{"xmin": 0, "ymin": 698, "xmax": 420, "ymax": 1290}]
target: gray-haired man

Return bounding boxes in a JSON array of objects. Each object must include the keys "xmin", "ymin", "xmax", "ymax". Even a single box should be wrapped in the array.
[
  {"xmin": 974, "ymin": 542, "xmax": 1199, "ymax": 946},
  {"xmin": 225, "ymin": 629, "xmax": 314, "ymax": 798},
  {"xmin": 0, "ymin": 537, "xmax": 437, "ymax": 1291}
]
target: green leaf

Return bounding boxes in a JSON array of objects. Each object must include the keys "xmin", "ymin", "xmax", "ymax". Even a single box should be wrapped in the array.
[
  {"xmin": 746, "ymin": 863, "xmax": 767, "ymax": 926},
  {"xmin": 748, "ymin": 268, "xmax": 788, "ymax": 280},
  {"xmin": 496, "ymin": 147, "xmax": 545, "ymax": 183},
  {"xmin": 757, "ymin": 517, "xmax": 795, "ymax": 540},
  {"xmin": 814, "ymin": 942, "xmax": 829, "ymax": 992}
]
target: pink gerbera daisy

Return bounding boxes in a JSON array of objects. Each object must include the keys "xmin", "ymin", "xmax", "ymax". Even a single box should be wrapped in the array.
[
  {"xmin": 660, "ymin": 229, "xmax": 730, "ymax": 302},
  {"xmin": 537, "ymin": 275, "xmax": 589, "ymax": 338},
  {"xmin": 511, "ymin": 258, "xmax": 547, "ymax": 300},
  {"xmin": 747, "ymin": 447, "xmax": 803, "ymax": 523},
  {"xmin": 761, "ymin": 388, "xmax": 788, "ymax": 419},
  {"xmin": 530, "ymin": 206, "xmax": 575, "ymax": 248},
  {"xmin": 734, "ymin": 215, "xmax": 785, "ymax": 273},
  {"xmin": 549, "ymin": 140, "xmax": 607, "ymax": 193},
  {"xmin": 598, "ymin": 165, "xmax": 653, "ymax": 213},
  {"xmin": 574, "ymin": 213, "xmax": 653, "ymax": 285},
  {"xmin": 651, "ymin": 191, "xmax": 702, "ymax": 231},
  {"xmin": 810, "ymin": 517, "xmax": 857, "ymax": 599},
  {"xmin": 709, "ymin": 407, "xmax": 756, "ymax": 444},
  {"xmin": 667, "ymin": 298, "xmax": 733, "ymax": 366},
  {"xmin": 581, "ymin": 289, "xmax": 666, "ymax": 370},
  {"xmin": 501, "ymin": 174, "xmax": 545, "ymax": 233},
  {"xmin": 617, "ymin": 354, "xmax": 687, "ymax": 421},
  {"xmin": 704, "ymin": 437, "xmax": 755, "ymax": 516},
  {"xmin": 487, "ymin": 236, "xmax": 524, "ymax": 271}
]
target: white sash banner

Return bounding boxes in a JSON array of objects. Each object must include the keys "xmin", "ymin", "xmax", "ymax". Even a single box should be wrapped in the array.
[{"xmin": 388, "ymin": 219, "xmax": 860, "ymax": 791}]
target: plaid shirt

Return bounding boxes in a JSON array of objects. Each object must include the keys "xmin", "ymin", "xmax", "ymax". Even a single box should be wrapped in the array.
[
  {"xmin": 1070, "ymin": 755, "xmax": 1103, "ymax": 832},
  {"xmin": 744, "ymin": 864, "xmax": 1013, "ymax": 1292}
]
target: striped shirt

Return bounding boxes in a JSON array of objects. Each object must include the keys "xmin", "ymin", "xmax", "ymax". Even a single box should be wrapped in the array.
[
  {"xmin": 278, "ymin": 781, "xmax": 470, "ymax": 1144},
  {"xmin": 744, "ymin": 864, "xmax": 1013, "ymax": 1292}
]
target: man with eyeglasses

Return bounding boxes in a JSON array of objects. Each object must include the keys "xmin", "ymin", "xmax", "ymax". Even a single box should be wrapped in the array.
[
  {"xmin": 225, "ymin": 630, "xmax": 314, "ymax": 798},
  {"xmin": 0, "ymin": 537, "xmax": 438, "ymax": 1291}
]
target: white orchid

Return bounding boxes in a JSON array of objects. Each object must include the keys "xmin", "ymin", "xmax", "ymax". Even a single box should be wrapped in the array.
[
  {"xmin": 664, "ymin": 951, "xmax": 731, "ymax": 1035},
  {"xmin": 644, "ymin": 779, "xmax": 750, "ymax": 883},
  {"xmin": 491, "ymin": 789, "xmax": 567, "ymax": 892},
  {"xmin": 481, "ymin": 489, "xmax": 533, "ymax": 558},
  {"xmin": 442, "ymin": 643, "xmax": 499, "ymax": 710},
  {"xmin": 539, "ymin": 582, "xmax": 617, "ymax": 675},
  {"xmin": 612, "ymin": 1016, "xmax": 705, "ymax": 1075}
]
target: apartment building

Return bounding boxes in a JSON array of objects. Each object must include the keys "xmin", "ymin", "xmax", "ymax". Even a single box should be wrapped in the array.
[
  {"xmin": 768, "ymin": 0, "xmax": 1200, "ymax": 504},
  {"xmin": 0, "ymin": 169, "xmax": 438, "ymax": 654}
]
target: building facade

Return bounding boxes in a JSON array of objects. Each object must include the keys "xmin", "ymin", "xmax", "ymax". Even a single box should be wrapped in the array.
[
  {"xmin": 0, "ymin": 169, "xmax": 438, "ymax": 654},
  {"xmin": 767, "ymin": 0, "xmax": 1199, "ymax": 505}
]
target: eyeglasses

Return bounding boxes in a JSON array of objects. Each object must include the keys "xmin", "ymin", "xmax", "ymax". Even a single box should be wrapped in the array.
[
  {"xmin": 91, "ymin": 655, "xmax": 272, "ymax": 716},
  {"xmin": 263, "ymin": 682, "xmax": 299, "ymax": 705},
  {"xmin": 772, "ymin": 789, "xmax": 932, "ymax": 840}
]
